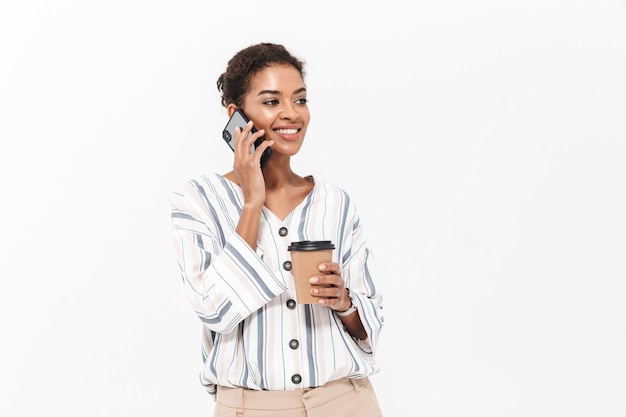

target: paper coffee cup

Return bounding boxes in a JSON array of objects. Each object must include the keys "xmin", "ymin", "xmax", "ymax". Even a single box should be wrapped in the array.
[{"xmin": 287, "ymin": 240, "xmax": 336, "ymax": 304}]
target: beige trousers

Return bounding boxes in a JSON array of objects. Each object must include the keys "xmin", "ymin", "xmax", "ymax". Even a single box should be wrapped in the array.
[{"xmin": 214, "ymin": 377, "xmax": 383, "ymax": 417}]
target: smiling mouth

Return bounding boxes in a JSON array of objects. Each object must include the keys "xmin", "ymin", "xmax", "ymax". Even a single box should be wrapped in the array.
[{"xmin": 274, "ymin": 128, "xmax": 299, "ymax": 134}]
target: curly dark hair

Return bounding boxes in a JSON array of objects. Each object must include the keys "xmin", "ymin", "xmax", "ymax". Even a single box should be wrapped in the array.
[{"xmin": 216, "ymin": 43, "xmax": 306, "ymax": 108}]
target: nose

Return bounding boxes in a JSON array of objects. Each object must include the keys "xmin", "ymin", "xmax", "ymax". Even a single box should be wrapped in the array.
[{"xmin": 279, "ymin": 103, "xmax": 298, "ymax": 120}]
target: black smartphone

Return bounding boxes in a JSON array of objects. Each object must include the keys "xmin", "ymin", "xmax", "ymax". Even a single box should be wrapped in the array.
[{"xmin": 222, "ymin": 109, "xmax": 272, "ymax": 169}]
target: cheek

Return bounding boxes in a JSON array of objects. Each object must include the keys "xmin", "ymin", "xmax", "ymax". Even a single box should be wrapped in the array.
[
  {"xmin": 300, "ymin": 108, "xmax": 311, "ymax": 122},
  {"xmin": 246, "ymin": 110, "xmax": 276, "ymax": 132}
]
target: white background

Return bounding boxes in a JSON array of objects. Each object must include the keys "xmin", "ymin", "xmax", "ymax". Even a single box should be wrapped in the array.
[{"xmin": 1, "ymin": 1, "xmax": 625, "ymax": 416}]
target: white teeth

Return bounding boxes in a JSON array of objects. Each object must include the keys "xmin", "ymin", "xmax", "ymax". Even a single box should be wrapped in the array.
[{"xmin": 275, "ymin": 129, "xmax": 298, "ymax": 134}]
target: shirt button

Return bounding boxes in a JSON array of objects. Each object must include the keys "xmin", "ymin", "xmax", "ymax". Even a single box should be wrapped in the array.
[
  {"xmin": 279, "ymin": 227, "xmax": 288, "ymax": 237},
  {"xmin": 283, "ymin": 261, "xmax": 292, "ymax": 271},
  {"xmin": 291, "ymin": 374, "xmax": 302, "ymax": 384},
  {"xmin": 289, "ymin": 339, "xmax": 299, "ymax": 350},
  {"xmin": 286, "ymin": 299, "xmax": 296, "ymax": 309}
]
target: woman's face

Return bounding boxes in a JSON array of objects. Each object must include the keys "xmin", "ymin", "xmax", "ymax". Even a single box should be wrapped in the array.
[{"xmin": 238, "ymin": 64, "xmax": 310, "ymax": 158}]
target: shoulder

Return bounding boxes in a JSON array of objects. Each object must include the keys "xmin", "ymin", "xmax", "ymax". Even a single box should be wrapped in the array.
[
  {"xmin": 173, "ymin": 172, "xmax": 224, "ymax": 191},
  {"xmin": 170, "ymin": 173, "xmax": 229, "ymax": 204},
  {"xmin": 310, "ymin": 177, "xmax": 357, "ymax": 209},
  {"xmin": 311, "ymin": 176, "xmax": 349, "ymax": 195}
]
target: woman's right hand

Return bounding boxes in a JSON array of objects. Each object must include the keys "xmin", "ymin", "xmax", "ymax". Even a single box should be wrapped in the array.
[{"xmin": 232, "ymin": 121, "xmax": 273, "ymax": 207}]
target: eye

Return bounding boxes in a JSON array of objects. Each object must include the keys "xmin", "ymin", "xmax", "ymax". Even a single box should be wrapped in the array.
[
  {"xmin": 295, "ymin": 98, "xmax": 308, "ymax": 105},
  {"xmin": 264, "ymin": 99, "xmax": 279, "ymax": 106}
]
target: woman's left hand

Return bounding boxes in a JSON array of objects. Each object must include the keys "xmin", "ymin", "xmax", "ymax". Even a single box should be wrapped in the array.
[{"xmin": 309, "ymin": 262, "xmax": 351, "ymax": 311}]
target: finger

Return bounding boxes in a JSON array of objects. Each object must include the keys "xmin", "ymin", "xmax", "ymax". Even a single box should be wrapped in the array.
[
  {"xmin": 310, "ymin": 285, "xmax": 344, "ymax": 299},
  {"xmin": 251, "ymin": 134, "xmax": 272, "ymax": 157},
  {"xmin": 240, "ymin": 128, "xmax": 269, "ymax": 161},
  {"xmin": 234, "ymin": 121, "xmax": 252, "ymax": 140},
  {"xmin": 310, "ymin": 275, "xmax": 345, "ymax": 290},
  {"xmin": 314, "ymin": 291, "xmax": 347, "ymax": 308},
  {"xmin": 318, "ymin": 262, "xmax": 340, "ymax": 275},
  {"xmin": 234, "ymin": 122, "xmax": 253, "ymax": 151}
]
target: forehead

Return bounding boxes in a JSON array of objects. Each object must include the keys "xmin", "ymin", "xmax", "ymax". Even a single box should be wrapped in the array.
[{"xmin": 248, "ymin": 64, "xmax": 305, "ymax": 94}]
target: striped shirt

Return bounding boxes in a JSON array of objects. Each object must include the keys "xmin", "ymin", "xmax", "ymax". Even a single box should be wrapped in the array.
[{"xmin": 170, "ymin": 173, "xmax": 384, "ymax": 394}]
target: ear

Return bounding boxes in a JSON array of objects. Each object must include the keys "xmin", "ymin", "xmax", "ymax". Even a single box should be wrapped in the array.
[{"xmin": 226, "ymin": 104, "xmax": 238, "ymax": 118}]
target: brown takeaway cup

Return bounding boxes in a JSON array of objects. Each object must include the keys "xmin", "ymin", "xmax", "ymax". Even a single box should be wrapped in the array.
[{"xmin": 287, "ymin": 240, "xmax": 336, "ymax": 304}]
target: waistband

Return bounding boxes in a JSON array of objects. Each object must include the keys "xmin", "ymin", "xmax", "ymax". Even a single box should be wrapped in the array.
[{"xmin": 216, "ymin": 377, "xmax": 368, "ymax": 410}]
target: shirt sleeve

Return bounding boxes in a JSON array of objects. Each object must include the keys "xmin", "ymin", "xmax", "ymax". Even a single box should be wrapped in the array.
[
  {"xmin": 340, "ymin": 199, "xmax": 384, "ymax": 354},
  {"xmin": 170, "ymin": 180, "xmax": 288, "ymax": 334}
]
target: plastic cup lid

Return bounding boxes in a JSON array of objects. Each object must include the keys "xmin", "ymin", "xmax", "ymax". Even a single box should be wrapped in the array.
[{"xmin": 287, "ymin": 240, "xmax": 335, "ymax": 251}]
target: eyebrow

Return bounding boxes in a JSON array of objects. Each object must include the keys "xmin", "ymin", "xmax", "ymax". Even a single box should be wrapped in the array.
[{"xmin": 257, "ymin": 87, "xmax": 307, "ymax": 96}]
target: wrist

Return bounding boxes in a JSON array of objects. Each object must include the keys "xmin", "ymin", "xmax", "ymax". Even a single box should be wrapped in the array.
[
  {"xmin": 335, "ymin": 289, "xmax": 356, "ymax": 317},
  {"xmin": 242, "ymin": 201, "xmax": 264, "ymax": 212},
  {"xmin": 335, "ymin": 304, "xmax": 356, "ymax": 317}
]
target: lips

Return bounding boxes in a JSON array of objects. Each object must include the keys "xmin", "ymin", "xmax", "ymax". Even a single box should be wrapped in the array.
[{"xmin": 274, "ymin": 128, "xmax": 299, "ymax": 135}]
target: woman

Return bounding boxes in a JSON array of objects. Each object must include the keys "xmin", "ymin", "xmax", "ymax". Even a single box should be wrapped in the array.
[{"xmin": 170, "ymin": 42, "xmax": 384, "ymax": 416}]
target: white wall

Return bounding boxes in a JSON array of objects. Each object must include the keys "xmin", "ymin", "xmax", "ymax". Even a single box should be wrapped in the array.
[{"xmin": 1, "ymin": 1, "xmax": 625, "ymax": 416}]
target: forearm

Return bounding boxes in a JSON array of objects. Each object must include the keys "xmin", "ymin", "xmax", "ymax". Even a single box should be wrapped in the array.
[
  {"xmin": 334, "ymin": 290, "xmax": 368, "ymax": 340},
  {"xmin": 236, "ymin": 202, "xmax": 263, "ymax": 250},
  {"xmin": 333, "ymin": 279, "xmax": 384, "ymax": 346},
  {"xmin": 337, "ymin": 309, "xmax": 368, "ymax": 340},
  {"xmin": 176, "ymin": 230, "xmax": 288, "ymax": 333}
]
